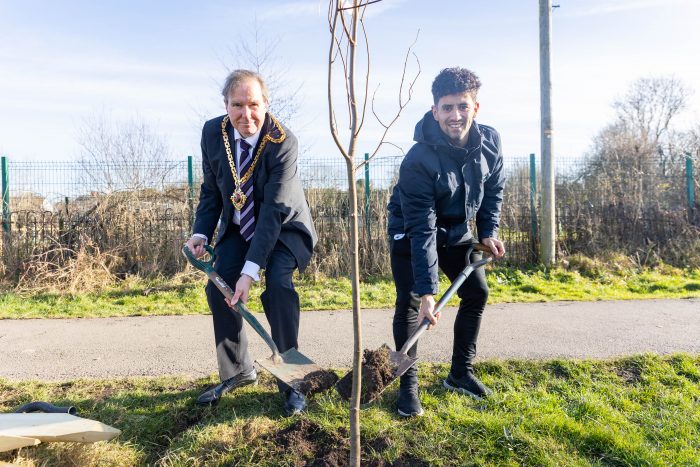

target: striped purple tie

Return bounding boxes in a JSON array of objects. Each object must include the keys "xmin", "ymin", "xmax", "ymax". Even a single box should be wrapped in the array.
[{"xmin": 238, "ymin": 139, "xmax": 255, "ymax": 241}]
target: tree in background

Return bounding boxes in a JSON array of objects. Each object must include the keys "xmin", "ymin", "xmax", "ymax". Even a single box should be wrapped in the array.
[
  {"xmin": 225, "ymin": 18, "xmax": 302, "ymax": 128},
  {"xmin": 555, "ymin": 76, "xmax": 698, "ymax": 264},
  {"xmin": 613, "ymin": 75, "xmax": 689, "ymax": 145},
  {"xmin": 580, "ymin": 76, "xmax": 691, "ymax": 212},
  {"xmin": 76, "ymin": 112, "xmax": 174, "ymax": 193}
]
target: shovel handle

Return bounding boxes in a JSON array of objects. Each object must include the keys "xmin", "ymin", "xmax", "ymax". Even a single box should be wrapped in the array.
[
  {"xmin": 182, "ymin": 244, "xmax": 281, "ymax": 357},
  {"xmin": 398, "ymin": 244, "xmax": 495, "ymax": 354},
  {"xmin": 181, "ymin": 244, "xmax": 216, "ymax": 273},
  {"xmin": 209, "ymin": 270, "xmax": 281, "ymax": 357}
]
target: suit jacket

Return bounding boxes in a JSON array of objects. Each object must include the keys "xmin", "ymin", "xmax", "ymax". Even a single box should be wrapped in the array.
[{"xmin": 193, "ymin": 113, "xmax": 317, "ymax": 271}]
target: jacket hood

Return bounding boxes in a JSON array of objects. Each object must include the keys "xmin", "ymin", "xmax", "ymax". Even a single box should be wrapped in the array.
[{"xmin": 413, "ymin": 110, "xmax": 482, "ymax": 151}]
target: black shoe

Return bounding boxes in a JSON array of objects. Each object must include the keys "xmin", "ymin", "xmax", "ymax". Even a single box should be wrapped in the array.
[
  {"xmin": 283, "ymin": 388, "xmax": 306, "ymax": 417},
  {"xmin": 197, "ymin": 369, "xmax": 257, "ymax": 406},
  {"xmin": 443, "ymin": 371, "xmax": 492, "ymax": 400},
  {"xmin": 396, "ymin": 385, "xmax": 424, "ymax": 417}
]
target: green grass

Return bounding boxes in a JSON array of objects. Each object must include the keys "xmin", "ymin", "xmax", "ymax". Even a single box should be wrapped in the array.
[
  {"xmin": 1, "ymin": 263, "xmax": 699, "ymax": 319},
  {"xmin": 2, "ymin": 354, "xmax": 698, "ymax": 465}
]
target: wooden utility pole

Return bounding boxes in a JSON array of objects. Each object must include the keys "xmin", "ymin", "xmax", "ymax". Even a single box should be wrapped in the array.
[{"xmin": 539, "ymin": 0, "xmax": 556, "ymax": 264}]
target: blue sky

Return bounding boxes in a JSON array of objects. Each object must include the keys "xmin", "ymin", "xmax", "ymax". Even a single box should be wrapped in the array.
[{"xmin": 1, "ymin": 0, "xmax": 699, "ymax": 163}]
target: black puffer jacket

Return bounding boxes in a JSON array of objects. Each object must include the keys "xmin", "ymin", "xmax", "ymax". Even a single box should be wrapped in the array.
[{"xmin": 387, "ymin": 111, "xmax": 505, "ymax": 296}]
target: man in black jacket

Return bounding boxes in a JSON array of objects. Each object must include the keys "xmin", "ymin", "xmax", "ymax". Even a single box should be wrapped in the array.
[
  {"xmin": 387, "ymin": 67, "xmax": 505, "ymax": 417},
  {"xmin": 185, "ymin": 69, "xmax": 316, "ymax": 416}
]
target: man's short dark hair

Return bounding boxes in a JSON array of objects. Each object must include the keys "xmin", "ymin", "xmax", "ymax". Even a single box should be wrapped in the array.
[
  {"xmin": 431, "ymin": 67, "xmax": 481, "ymax": 104},
  {"xmin": 222, "ymin": 69, "xmax": 270, "ymax": 104}
]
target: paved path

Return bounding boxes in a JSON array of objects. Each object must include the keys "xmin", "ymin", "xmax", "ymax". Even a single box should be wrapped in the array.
[{"xmin": 1, "ymin": 299, "xmax": 698, "ymax": 381}]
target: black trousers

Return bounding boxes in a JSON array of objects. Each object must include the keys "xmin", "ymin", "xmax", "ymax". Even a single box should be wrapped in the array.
[
  {"xmin": 390, "ymin": 236, "xmax": 489, "ymax": 377},
  {"xmin": 205, "ymin": 226, "xmax": 300, "ymax": 390}
]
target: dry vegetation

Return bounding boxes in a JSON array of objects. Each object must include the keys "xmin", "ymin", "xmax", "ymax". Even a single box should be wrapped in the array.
[{"xmin": 2, "ymin": 171, "xmax": 698, "ymax": 294}]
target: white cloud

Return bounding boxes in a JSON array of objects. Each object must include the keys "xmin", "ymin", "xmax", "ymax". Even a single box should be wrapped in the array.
[
  {"xmin": 560, "ymin": 0, "xmax": 695, "ymax": 18},
  {"xmin": 254, "ymin": 1, "xmax": 325, "ymax": 20},
  {"xmin": 254, "ymin": 0, "xmax": 408, "ymax": 21}
]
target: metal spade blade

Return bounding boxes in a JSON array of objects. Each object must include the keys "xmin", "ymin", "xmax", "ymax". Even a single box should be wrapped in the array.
[
  {"xmin": 357, "ymin": 244, "xmax": 495, "ymax": 404},
  {"xmin": 183, "ymin": 244, "xmax": 322, "ymax": 389}
]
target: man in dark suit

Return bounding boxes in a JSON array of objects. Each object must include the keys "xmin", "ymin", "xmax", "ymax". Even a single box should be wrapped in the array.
[{"xmin": 185, "ymin": 69, "xmax": 317, "ymax": 416}]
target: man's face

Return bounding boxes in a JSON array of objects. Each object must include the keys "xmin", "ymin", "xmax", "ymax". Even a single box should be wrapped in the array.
[
  {"xmin": 431, "ymin": 92, "xmax": 479, "ymax": 147},
  {"xmin": 225, "ymin": 79, "xmax": 268, "ymax": 138}
]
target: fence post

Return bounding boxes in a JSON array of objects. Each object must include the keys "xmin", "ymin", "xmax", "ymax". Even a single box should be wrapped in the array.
[
  {"xmin": 529, "ymin": 153, "xmax": 538, "ymax": 259},
  {"xmin": 364, "ymin": 153, "xmax": 371, "ymax": 243},
  {"xmin": 187, "ymin": 155, "xmax": 195, "ymax": 228},
  {"xmin": 687, "ymin": 153, "xmax": 695, "ymax": 220},
  {"xmin": 1, "ymin": 156, "xmax": 9, "ymax": 235}
]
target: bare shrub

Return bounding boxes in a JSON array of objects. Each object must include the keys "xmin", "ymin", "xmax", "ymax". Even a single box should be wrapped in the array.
[
  {"xmin": 16, "ymin": 235, "xmax": 121, "ymax": 293},
  {"xmin": 304, "ymin": 187, "xmax": 392, "ymax": 279},
  {"xmin": 557, "ymin": 204, "xmax": 700, "ymax": 268}
]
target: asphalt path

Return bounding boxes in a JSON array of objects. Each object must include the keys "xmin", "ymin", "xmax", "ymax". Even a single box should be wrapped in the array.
[{"xmin": 1, "ymin": 299, "xmax": 698, "ymax": 381}]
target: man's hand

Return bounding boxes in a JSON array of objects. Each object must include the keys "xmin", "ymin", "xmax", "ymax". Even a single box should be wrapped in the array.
[
  {"xmin": 225, "ymin": 274, "xmax": 254, "ymax": 308},
  {"xmin": 481, "ymin": 237, "xmax": 505, "ymax": 259},
  {"xmin": 417, "ymin": 294, "xmax": 439, "ymax": 330},
  {"xmin": 185, "ymin": 236, "xmax": 206, "ymax": 258}
]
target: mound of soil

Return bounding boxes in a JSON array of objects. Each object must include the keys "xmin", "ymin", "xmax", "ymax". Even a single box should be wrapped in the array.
[
  {"xmin": 297, "ymin": 370, "xmax": 340, "ymax": 397},
  {"xmin": 271, "ymin": 419, "xmax": 348, "ymax": 466},
  {"xmin": 269, "ymin": 419, "xmax": 425, "ymax": 466},
  {"xmin": 336, "ymin": 346, "xmax": 395, "ymax": 404}
]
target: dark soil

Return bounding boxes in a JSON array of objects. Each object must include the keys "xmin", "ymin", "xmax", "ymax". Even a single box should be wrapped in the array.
[
  {"xmin": 271, "ymin": 419, "xmax": 348, "ymax": 466},
  {"xmin": 546, "ymin": 361, "xmax": 572, "ymax": 379},
  {"xmin": 269, "ymin": 419, "xmax": 425, "ymax": 466},
  {"xmin": 616, "ymin": 362, "xmax": 643, "ymax": 384},
  {"xmin": 336, "ymin": 346, "xmax": 396, "ymax": 404},
  {"xmin": 297, "ymin": 370, "xmax": 340, "ymax": 397}
]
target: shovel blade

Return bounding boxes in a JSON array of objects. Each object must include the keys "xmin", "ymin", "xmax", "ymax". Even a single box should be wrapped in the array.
[
  {"xmin": 356, "ymin": 344, "xmax": 418, "ymax": 406},
  {"xmin": 389, "ymin": 348, "xmax": 418, "ymax": 380},
  {"xmin": 256, "ymin": 348, "xmax": 322, "ymax": 389}
]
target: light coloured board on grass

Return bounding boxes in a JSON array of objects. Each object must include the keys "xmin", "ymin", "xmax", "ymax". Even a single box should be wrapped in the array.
[
  {"xmin": 0, "ymin": 434, "xmax": 41, "ymax": 452},
  {"xmin": 0, "ymin": 413, "xmax": 120, "ymax": 450}
]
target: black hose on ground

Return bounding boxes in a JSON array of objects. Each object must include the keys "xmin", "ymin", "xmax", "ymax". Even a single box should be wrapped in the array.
[{"xmin": 13, "ymin": 401, "xmax": 77, "ymax": 415}]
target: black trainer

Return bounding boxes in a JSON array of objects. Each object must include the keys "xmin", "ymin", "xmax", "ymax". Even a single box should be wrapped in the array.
[
  {"xmin": 396, "ymin": 385, "xmax": 424, "ymax": 417},
  {"xmin": 443, "ymin": 371, "xmax": 492, "ymax": 400}
]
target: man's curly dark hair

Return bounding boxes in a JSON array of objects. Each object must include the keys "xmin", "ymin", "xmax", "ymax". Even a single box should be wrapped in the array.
[{"xmin": 431, "ymin": 67, "xmax": 481, "ymax": 104}]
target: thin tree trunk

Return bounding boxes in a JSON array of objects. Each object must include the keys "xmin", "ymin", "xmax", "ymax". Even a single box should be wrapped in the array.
[
  {"xmin": 346, "ymin": 158, "xmax": 361, "ymax": 466},
  {"xmin": 345, "ymin": 4, "xmax": 361, "ymax": 465}
]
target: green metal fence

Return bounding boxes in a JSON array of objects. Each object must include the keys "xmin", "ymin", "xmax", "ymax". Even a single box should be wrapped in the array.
[{"xmin": 1, "ymin": 153, "xmax": 698, "ymax": 279}]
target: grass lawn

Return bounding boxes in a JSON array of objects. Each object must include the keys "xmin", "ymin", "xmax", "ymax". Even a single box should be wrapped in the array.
[
  {"xmin": 1, "ymin": 263, "xmax": 699, "ymax": 319},
  {"xmin": 1, "ymin": 353, "xmax": 698, "ymax": 465}
]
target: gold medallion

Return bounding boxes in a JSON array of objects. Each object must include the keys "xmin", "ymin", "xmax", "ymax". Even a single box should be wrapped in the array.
[
  {"xmin": 230, "ymin": 188, "xmax": 247, "ymax": 210},
  {"xmin": 221, "ymin": 114, "xmax": 286, "ymax": 211}
]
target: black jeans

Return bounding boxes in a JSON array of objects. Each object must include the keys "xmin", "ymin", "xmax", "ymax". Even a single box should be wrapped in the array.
[{"xmin": 390, "ymin": 236, "xmax": 489, "ymax": 377}]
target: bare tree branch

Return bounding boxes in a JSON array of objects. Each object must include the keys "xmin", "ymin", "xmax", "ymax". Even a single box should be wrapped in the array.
[
  {"xmin": 360, "ymin": 33, "xmax": 421, "ymax": 166},
  {"xmin": 328, "ymin": 4, "xmax": 350, "ymax": 161},
  {"xmin": 76, "ymin": 112, "xmax": 172, "ymax": 193},
  {"xmin": 338, "ymin": 0, "xmax": 383, "ymax": 10},
  {"xmin": 221, "ymin": 16, "xmax": 303, "ymax": 128},
  {"xmin": 354, "ymin": 15, "xmax": 370, "ymax": 137}
]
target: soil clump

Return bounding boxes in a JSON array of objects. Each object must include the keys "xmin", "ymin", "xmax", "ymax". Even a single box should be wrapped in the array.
[
  {"xmin": 271, "ymin": 419, "xmax": 348, "ymax": 466},
  {"xmin": 297, "ymin": 370, "xmax": 340, "ymax": 397},
  {"xmin": 336, "ymin": 346, "xmax": 395, "ymax": 404},
  {"xmin": 269, "ymin": 419, "xmax": 426, "ymax": 466}
]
